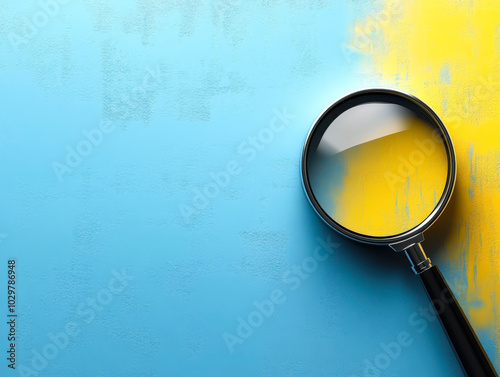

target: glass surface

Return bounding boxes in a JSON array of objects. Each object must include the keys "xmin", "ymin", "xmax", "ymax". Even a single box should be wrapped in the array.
[{"xmin": 307, "ymin": 102, "xmax": 449, "ymax": 237}]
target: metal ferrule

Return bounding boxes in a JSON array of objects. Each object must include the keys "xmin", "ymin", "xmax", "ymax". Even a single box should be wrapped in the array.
[{"xmin": 404, "ymin": 243, "xmax": 432, "ymax": 275}]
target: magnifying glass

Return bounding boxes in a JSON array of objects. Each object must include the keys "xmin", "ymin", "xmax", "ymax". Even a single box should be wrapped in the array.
[{"xmin": 301, "ymin": 88, "xmax": 497, "ymax": 377}]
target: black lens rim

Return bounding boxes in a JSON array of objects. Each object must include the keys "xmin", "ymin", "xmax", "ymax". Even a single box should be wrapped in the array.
[{"xmin": 301, "ymin": 88, "xmax": 457, "ymax": 245}]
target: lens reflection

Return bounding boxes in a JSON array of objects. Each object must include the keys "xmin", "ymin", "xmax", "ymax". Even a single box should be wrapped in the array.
[{"xmin": 307, "ymin": 102, "xmax": 449, "ymax": 237}]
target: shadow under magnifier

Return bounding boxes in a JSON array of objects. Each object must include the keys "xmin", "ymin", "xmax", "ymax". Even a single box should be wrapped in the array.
[
  {"xmin": 299, "ymin": 195, "xmax": 411, "ymax": 280},
  {"xmin": 301, "ymin": 88, "xmax": 498, "ymax": 377}
]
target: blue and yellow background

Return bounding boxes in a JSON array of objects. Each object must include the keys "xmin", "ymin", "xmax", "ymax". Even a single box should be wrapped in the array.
[{"xmin": 1, "ymin": 0, "xmax": 499, "ymax": 376}]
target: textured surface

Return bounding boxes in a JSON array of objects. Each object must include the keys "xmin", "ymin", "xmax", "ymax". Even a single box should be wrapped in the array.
[{"xmin": 0, "ymin": 1, "xmax": 498, "ymax": 376}]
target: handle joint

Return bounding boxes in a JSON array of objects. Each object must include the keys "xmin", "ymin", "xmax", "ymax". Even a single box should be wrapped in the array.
[{"xmin": 404, "ymin": 243, "xmax": 432, "ymax": 275}]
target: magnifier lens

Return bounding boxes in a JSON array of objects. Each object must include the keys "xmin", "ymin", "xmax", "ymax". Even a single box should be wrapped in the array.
[{"xmin": 307, "ymin": 102, "xmax": 449, "ymax": 237}]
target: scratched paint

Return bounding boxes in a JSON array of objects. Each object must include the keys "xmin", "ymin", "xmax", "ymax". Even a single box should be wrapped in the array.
[{"xmin": 350, "ymin": 0, "xmax": 500, "ymax": 352}]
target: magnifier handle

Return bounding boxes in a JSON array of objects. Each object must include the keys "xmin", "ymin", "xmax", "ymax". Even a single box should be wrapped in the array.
[{"xmin": 420, "ymin": 265, "xmax": 498, "ymax": 377}]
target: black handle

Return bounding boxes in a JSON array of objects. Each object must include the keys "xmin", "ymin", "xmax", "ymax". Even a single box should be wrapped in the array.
[{"xmin": 420, "ymin": 265, "xmax": 498, "ymax": 377}]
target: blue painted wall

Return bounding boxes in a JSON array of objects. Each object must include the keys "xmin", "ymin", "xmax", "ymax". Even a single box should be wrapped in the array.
[{"xmin": 0, "ymin": 1, "xmax": 486, "ymax": 376}]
